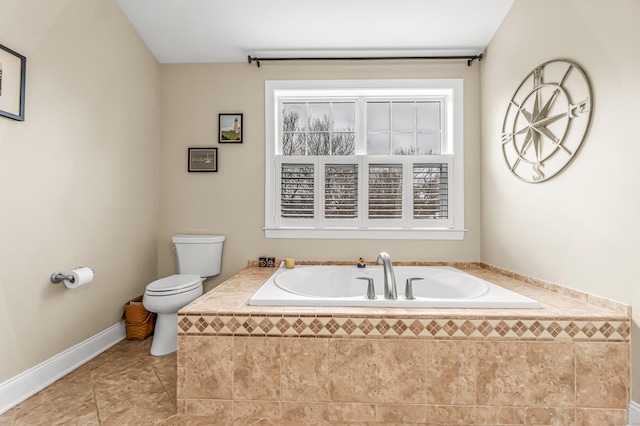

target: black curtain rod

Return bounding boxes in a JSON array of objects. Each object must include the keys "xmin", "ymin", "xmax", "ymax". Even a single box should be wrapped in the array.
[{"xmin": 248, "ymin": 53, "xmax": 483, "ymax": 68}]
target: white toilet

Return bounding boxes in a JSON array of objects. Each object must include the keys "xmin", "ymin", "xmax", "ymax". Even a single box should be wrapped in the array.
[{"xmin": 143, "ymin": 234, "xmax": 225, "ymax": 356}]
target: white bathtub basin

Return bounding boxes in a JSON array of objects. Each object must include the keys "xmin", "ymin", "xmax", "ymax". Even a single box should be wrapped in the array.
[
  {"xmin": 249, "ymin": 265, "xmax": 540, "ymax": 308},
  {"xmin": 275, "ymin": 266, "xmax": 489, "ymax": 299}
]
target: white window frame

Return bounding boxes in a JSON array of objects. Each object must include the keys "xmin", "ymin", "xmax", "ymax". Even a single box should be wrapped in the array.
[{"xmin": 265, "ymin": 79, "xmax": 466, "ymax": 240}]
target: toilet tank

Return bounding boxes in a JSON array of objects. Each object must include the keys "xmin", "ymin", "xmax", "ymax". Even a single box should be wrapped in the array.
[{"xmin": 172, "ymin": 234, "xmax": 225, "ymax": 278}]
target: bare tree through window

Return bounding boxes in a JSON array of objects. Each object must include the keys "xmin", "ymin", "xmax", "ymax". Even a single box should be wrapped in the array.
[{"xmin": 282, "ymin": 103, "xmax": 355, "ymax": 156}]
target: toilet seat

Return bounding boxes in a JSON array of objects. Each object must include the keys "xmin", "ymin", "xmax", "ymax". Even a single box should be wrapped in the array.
[{"xmin": 145, "ymin": 274, "xmax": 202, "ymax": 296}]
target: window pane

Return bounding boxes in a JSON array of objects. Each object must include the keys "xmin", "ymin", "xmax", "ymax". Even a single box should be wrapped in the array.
[
  {"xmin": 308, "ymin": 103, "xmax": 331, "ymax": 131},
  {"xmin": 367, "ymin": 134, "xmax": 390, "ymax": 155},
  {"xmin": 308, "ymin": 132, "xmax": 330, "ymax": 155},
  {"xmin": 416, "ymin": 102, "xmax": 440, "ymax": 130},
  {"xmin": 367, "ymin": 102, "xmax": 390, "ymax": 131},
  {"xmin": 416, "ymin": 132, "xmax": 441, "ymax": 155},
  {"xmin": 392, "ymin": 102, "xmax": 414, "ymax": 131},
  {"xmin": 331, "ymin": 132, "xmax": 355, "ymax": 155},
  {"xmin": 281, "ymin": 164, "xmax": 314, "ymax": 218},
  {"xmin": 283, "ymin": 103, "xmax": 307, "ymax": 131},
  {"xmin": 392, "ymin": 133, "xmax": 414, "ymax": 155},
  {"xmin": 325, "ymin": 164, "xmax": 358, "ymax": 218},
  {"xmin": 332, "ymin": 102, "xmax": 356, "ymax": 131},
  {"xmin": 282, "ymin": 133, "xmax": 306, "ymax": 155},
  {"xmin": 369, "ymin": 165, "xmax": 403, "ymax": 219},
  {"xmin": 413, "ymin": 163, "xmax": 448, "ymax": 219}
]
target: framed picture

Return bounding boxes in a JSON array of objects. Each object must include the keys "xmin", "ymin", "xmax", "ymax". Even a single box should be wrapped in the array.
[
  {"xmin": 219, "ymin": 113, "xmax": 243, "ymax": 143},
  {"xmin": 188, "ymin": 148, "xmax": 218, "ymax": 172},
  {"xmin": 0, "ymin": 43, "xmax": 26, "ymax": 121}
]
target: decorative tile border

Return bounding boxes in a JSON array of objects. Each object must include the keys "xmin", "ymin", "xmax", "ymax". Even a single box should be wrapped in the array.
[{"xmin": 178, "ymin": 314, "xmax": 629, "ymax": 342}]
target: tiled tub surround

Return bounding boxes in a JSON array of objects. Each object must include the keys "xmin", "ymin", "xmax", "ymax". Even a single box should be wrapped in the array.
[{"xmin": 177, "ymin": 262, "xmax": 630, "ymax": 425}]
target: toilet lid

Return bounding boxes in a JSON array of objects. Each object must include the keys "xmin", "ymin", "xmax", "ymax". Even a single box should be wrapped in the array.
[{"xmin": 147, "ymin": 274, "xmax": 202, "ymax": 292}]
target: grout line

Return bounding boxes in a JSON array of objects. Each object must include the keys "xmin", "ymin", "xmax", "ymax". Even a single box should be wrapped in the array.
[
  {"xmin": 91, "ymin": 386, "xmax": 101, "ymax": 425},
  {"xmin": 153, "ymin": 364, "xmax": 176, "ymax": 408},
  {"xmin": 85, "ymin": 364, "xmax": 100, "ymax": 425}
]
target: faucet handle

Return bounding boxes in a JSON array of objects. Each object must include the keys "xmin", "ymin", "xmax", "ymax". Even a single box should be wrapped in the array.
[
  {"xmin": 357, "ymin": 277, "xmax": 377, "ymax": 300},
  {"xmin": 404, "ymin": 277, "xmax": 424, "ymax": 300}
]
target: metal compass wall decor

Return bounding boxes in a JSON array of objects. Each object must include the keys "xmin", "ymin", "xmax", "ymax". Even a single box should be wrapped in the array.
[{"xmin": 501, "ymin": 59, "xmax": 593, "ymax": 183}]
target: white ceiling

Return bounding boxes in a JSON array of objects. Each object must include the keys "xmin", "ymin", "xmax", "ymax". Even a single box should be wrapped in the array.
[{"xmin": 115, "ymin": 0, "xmax": 514, "ymax": 64}]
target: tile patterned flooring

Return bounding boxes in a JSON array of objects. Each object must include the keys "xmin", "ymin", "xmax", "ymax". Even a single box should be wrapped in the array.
[{"xmin": 0, "ymin": 338, "xmax": 192, "ymax": 426}]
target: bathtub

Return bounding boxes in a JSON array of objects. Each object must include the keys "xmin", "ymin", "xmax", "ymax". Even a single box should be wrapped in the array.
[{"xmin": 249, "ymin": 264, "xmax": 540, "ymax": 308}]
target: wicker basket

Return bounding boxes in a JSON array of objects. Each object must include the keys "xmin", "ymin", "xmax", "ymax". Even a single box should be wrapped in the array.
[{"xmin": 124, "ymin": 296, "xmax": 156, "ymax": 340}]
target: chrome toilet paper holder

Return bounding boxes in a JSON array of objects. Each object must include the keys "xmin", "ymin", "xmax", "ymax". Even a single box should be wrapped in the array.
[
  {"xmin": 50, "ymin": 267, "xmax": 94, "ymax": 284},
  {"xmin": 50, "ymin": 272, "xmax": 75, "ymax": 284}
]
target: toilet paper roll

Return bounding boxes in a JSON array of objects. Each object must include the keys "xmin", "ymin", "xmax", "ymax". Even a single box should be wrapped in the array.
[{"xmin": 64, "ymin": 267, "xmax": 94, "ymax": 289}]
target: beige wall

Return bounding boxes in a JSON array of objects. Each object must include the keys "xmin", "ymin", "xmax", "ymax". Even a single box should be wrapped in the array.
[
  {"xmin": 480, "ymin": 0, "xmax": 640, "ymax": 400},
  {"xmin": 158, "ymin": 62, "xmax": 482, "ymax": 290},
  {"xmin": 0, "ymin": 0, "xmax": 160, "ymax": 382}
]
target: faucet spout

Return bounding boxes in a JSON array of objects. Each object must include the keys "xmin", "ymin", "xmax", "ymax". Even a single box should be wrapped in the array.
[{"xmin": 377, "ymin": 252, "xmax": 397, "ymax": 299}]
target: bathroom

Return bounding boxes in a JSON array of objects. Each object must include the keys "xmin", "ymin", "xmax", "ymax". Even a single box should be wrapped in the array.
[{"xmin": 1, "ymin": 0, "xmax": 639, "ymax": 424}]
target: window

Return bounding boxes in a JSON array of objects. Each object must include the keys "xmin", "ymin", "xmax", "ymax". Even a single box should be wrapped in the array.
[{"xmin": 265, "ymin": 79, "xmax": 465, "ymax": 239}]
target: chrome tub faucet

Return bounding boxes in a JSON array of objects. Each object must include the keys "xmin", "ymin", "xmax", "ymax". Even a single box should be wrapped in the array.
[{"xmin": 377, "ymin": 252, "xmax": 397, "ymax": 299}]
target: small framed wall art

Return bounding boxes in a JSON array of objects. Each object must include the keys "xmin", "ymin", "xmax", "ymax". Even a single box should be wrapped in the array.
[
  {"xmin": 219, "ymin": 113, "xmax": 243, "ymax": 143},
  {"xmin": 188, "ymin": 148, "xmax": 218, "ymax": 172},
  {"xmin": 0, "ymin": 43, "xmax": 26, "ymax": 121}
]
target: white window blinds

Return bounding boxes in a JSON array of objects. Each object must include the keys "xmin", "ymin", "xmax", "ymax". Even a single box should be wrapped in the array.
[
  {"xmin": 280, "ymin": 164, "xmax": 314, "ymax": 219},
  {"xmin": 324, "ymin": 164, "xmax": 358, "ymax": 219},
  {"xmin": 368, "ymin": 165, "xmax": 403, "ymax": 219},
  {"xmin": 413, "ymin": 163, "xmax": 449, "ymax": 220}
]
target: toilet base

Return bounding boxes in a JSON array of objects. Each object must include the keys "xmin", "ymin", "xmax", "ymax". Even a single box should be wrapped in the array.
[
  {"xmin": 143, "ymin": 275, "xmax": 205, "ymax": 356},
  {"xmin": 150, "ymin": 313, "xmax": 179, "ymax": 356}
]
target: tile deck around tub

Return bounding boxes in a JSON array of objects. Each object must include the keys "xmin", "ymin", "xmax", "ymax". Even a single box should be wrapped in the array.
[{"xmin": 178, "ymin": 262, "xmax": 630, "ymax": 343}]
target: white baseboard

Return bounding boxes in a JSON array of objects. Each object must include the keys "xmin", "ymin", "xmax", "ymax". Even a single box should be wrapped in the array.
[
  {"xmin": 629, "ymin": 400, "xmax": 640, "ymax": 425},
  {"xmin": 0, "ymin": 321, "xmax": 126, "ymax": 415}
]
